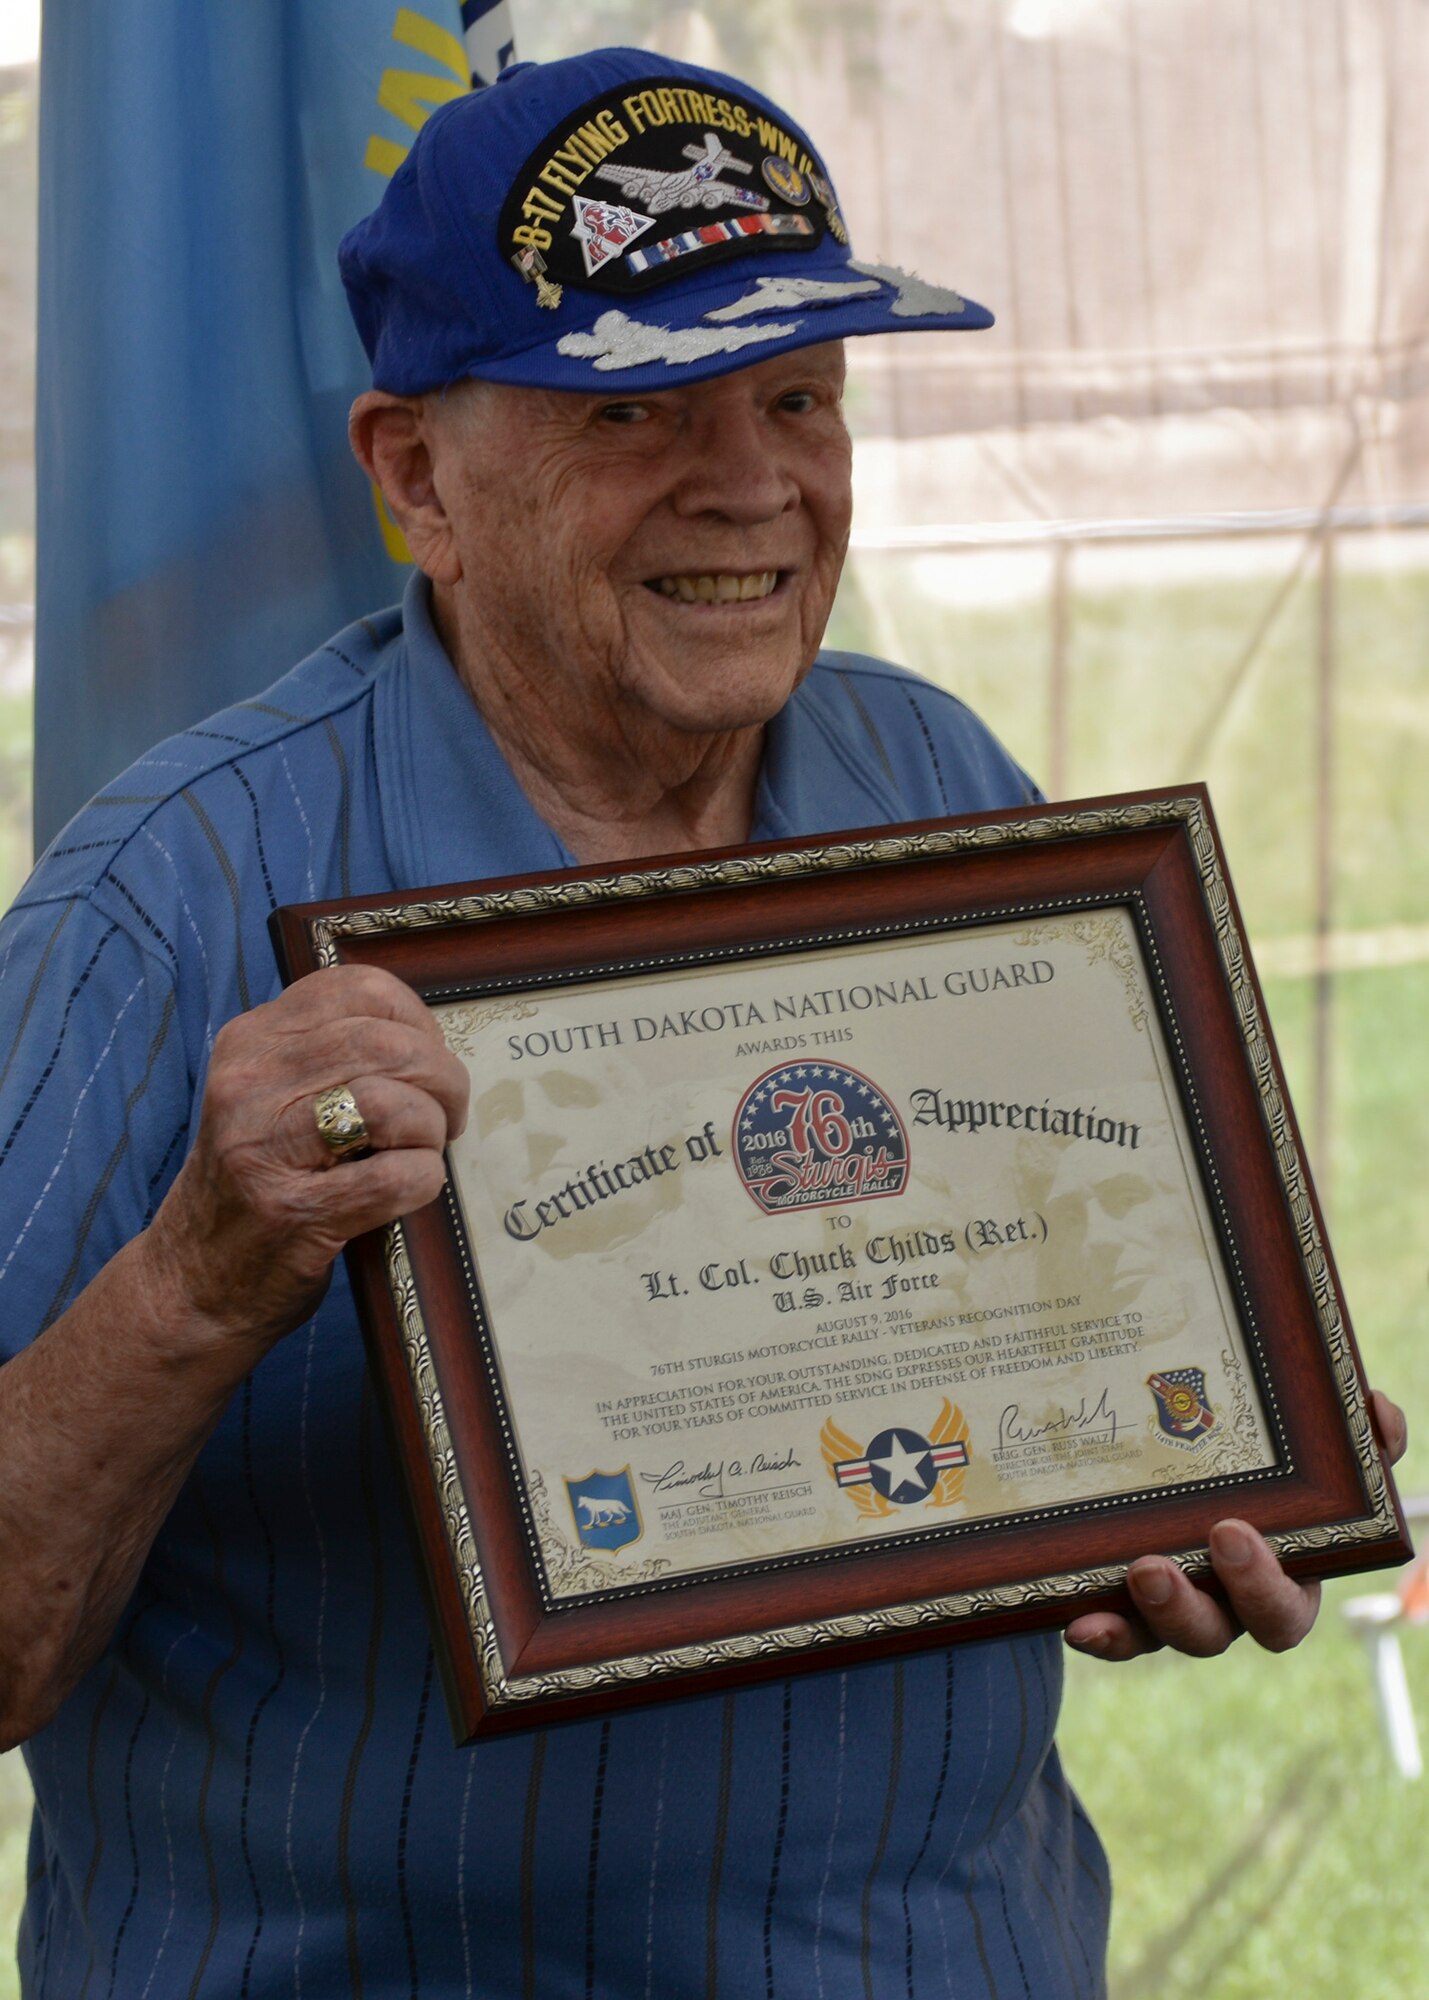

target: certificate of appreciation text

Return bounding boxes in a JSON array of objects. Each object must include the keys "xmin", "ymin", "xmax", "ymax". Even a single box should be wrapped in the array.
[{"xmin": 439, "ymin": 905, "xmax": 1277, "ymax": 1603}]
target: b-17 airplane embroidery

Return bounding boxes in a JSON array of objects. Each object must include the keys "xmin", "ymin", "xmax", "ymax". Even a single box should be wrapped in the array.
[{"xmin": 595, "ymin": 132, "xmax": 770, "ymax": 215}]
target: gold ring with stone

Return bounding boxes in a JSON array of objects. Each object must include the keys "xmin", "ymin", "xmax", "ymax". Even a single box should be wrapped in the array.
[{"xmin": 314, "ymin": 1083, "xmax": 370, "ymax": 1160}]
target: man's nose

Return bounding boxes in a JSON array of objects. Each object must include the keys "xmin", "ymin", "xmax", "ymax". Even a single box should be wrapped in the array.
[{"xmin": 670, "ymin": 406, "xmax": 798, "ymax": 523}]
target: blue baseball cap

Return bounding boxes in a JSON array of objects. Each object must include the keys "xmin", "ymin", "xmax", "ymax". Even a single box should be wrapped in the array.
[{"xmin": 339, "ymin": 47, "xmax": 993, "ymax": 395}]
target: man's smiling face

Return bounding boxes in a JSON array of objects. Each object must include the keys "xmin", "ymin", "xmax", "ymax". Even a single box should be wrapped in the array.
[{"xmin": 428, "ymin": 341, "xmax": 853, "ymax": 744}]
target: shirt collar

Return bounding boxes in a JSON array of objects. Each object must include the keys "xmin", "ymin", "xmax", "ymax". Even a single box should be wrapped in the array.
[
  {"xmin": 373, "ymin": 572, "xmax": 577, "ymax": 890},
  {"xmin": 751, "ymin": 662, "xmax": 904, "ymax": 841}
]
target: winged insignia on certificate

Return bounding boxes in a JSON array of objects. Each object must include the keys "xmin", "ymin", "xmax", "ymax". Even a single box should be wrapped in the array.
[{"xmin": 822, "ymin": 1399, "xmax": 970, "ymax": 1519}]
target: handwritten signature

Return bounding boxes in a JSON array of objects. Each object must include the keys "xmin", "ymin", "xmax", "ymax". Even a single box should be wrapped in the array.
[
  {"xmin": 998, "ymin": 1388, "xmax": 1120, "ymax": 1452},
  {"xmin": 641, "ymin": 1447, "xmax": 802, "ymax": 1500}
]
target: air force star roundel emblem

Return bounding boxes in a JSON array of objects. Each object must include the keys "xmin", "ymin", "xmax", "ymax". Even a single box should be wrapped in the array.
[
  {"xmin": 821, "ymin": 1401, "xmax": 970, "ymax": 1520},
  {"xmin": 565, "ymin": 1467, "xmax": 643, "ymax": 1551},
  {"xmin": 1147, "ymin": 1367, "xmax": 1216, "ymax": 1447},
  {"xmin": 734, "ymin": 1062, "xmax": 910, "ymax": 1214},
  {"xmin": 570, "ymin": 193, "xmax": 655, "ymax": 277}
]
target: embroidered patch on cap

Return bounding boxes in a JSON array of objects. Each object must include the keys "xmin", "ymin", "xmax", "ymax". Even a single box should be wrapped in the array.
[
  {"xmin": 704, "ymin": 273, "xmax": 883, "ymax": 320},
  {"xmin": 556, "ymin": 308, "xmax": 799, "ymax": 371},
  {"xmin": 499, "ymin": 78, "xmax": 835, "ymax": 303}
]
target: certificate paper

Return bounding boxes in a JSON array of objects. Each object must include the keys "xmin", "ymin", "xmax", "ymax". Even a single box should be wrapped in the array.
[{"xmin": 440, "ymin": 906, "xmax": 1276, "ymax": 1603}]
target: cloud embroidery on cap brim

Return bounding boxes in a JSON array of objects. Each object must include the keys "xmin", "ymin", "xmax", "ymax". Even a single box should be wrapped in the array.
[
  {"xmin": 557, "ymin": 310, "xmax": 798, "ymax": 370},
  {"xmin": 703, "ymin": 275, "xmax": 883, "ymax": 321},
  {"xmin": 848, "ymin": 260, "xmax": 967, "ymax": 317}
]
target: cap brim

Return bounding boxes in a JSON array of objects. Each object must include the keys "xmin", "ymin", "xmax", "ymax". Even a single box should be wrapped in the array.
[{"xmin": 460, "ymin": 258, "xmax": 994, "ymax": 394}]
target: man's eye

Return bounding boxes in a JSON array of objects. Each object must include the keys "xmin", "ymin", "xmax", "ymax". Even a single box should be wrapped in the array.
[
  {"xmin": 598, "ymin": 401, "xmax": 650, "ymax": 425},
  {"xmin": 777, "ymin": 390, "xmax": 818, "ymax": 415}
]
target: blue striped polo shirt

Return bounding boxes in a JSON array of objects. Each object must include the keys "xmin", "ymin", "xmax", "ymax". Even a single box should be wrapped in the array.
[{"xmin": 4, "ymin": 575, "xmax": 1109, "ymax": 1997}]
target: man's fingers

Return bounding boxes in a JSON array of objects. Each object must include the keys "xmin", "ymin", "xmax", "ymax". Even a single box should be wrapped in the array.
[
  {"xmin": 1106, "ymin": 1525, "xmax": 1319, "ymax": 1660},
  {"xmin": 257, "ymin": 1015, "xmax": 469, "ymax": 1134},
  {"xmin": 307, "ymin": 1075, "xmax": 451, "ymax": 1167},
  {"xmin": 306, "ymin": 1143, "xmax": 451, "ymax": 1240},
  {"xmin": 1207, "ymin": 1520, "xmax": 1320, "ymax": 1651},
  {"xmin": 1067, "ymin": 1518, "xmax": 1328, "ymax": 1665},
  {"xmin": 1120, "ymin": 1554, "xmax": 1241, "ymax": 1657},
  {"xmin": 1369, "ymin": 1388, "xmax": 1408, "ymax": 1466},
  {"xmin": 281, "ymin": 962, "xmax": 445, "ymax": 1038},
  {"xmin": 208, "ymin": 994, "xmax": 470, "ymax": 1166},
  {"xmin": 1063, "ymin": 1608, "xmax": 1163, "ymax": 1662}
]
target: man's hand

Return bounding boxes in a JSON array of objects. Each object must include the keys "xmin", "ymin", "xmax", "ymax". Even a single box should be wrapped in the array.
[
  {"xmin": 1064, "ymin": 1389, "xmax": 1409, "ymax": 1661},
  {"xmin": 143, "ymin": 964, "xmax": 470, "ymax": 1358},
  {"xmin": 0, "ymin": 964, "xmax": 470, "ymax": 1746}
]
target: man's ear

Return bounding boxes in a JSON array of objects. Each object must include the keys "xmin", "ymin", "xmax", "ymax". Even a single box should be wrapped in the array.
[{"xmin": 348, "ymin": 391, "xmax": 460, "ymax": 584}]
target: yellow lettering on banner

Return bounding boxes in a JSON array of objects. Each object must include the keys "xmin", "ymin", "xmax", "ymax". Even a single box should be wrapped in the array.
[
  {"xmin": 371, "ymin": 482, "xmax": 413, "ymax": 565},
  {"xmin": 390, "ymin": 7, "xmax": 469, "ymax": 85},
  {"xmin": 731, "ymin": 103, "xmax": 751, "ymax": 137},
  {"xmin": 363, "ymin": 12, "xmax": 471, "ymax": 184},
  {"xmin": 657, "ymin": 88, "xmax": 681, "ymax": 125},
  {"xmin": 364, "ymin": 133, "xmax": 410, "ymax": 177},
  {"xmin": 512, "ymin": 224, "xmax": 552, "ymax": 250},
  {"xmin": 624, "ymin": 94, "xmax": 646, "ymax": 135},
  {"xmin": 756, "ymin": 116, "xmax": 795, "ymax": 156},
  {"xmin": 540, "ymin": 159, "xmax": 583, "ymax": 197},
  {"xmin": 378, "ymin": 65, "xmax": 466, "ymax": 132},
  {"xmin": 522, "ymin": 186, "xmax": 564, "ymax": 223},
  {"xmin": 568, "ymin": 115, "xmax": 625, "ymax": 163}
]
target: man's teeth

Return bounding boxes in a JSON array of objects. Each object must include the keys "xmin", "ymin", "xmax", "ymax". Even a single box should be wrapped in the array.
[{"xmin": 653, "ymin": 571, "xmax": 779, "ymax": 603}]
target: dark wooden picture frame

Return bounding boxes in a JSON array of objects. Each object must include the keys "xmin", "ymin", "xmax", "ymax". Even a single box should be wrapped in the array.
[{"xmin": 271, "ymin": 786, "xmax": 1409, "ymax": 1741}]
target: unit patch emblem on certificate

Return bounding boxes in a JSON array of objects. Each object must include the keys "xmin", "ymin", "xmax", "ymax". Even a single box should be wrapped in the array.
[
  {"xmin": 821, "ymin": 1400, "xmax": 970, "ymax": 1519},
  {"xmin": 570, "ymin": 193, "xmax": 655, "ymax": 276},
  {"xmin": 1146, "ymin": 1367, "xmax": 1217, "ymax": 1447},
  {"xmin": 733, "ymin": 1062, "xmax": 911, "ymax": 1213},
  {"xmin": 565, "ymin": 1467, "xmax": 644, "ymax": 1550}
]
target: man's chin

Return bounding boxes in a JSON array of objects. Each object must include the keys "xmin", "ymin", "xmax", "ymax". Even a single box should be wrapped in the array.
[{"xmin": 623, "ymin": 643, "xmax": 813, "ymax": 738}]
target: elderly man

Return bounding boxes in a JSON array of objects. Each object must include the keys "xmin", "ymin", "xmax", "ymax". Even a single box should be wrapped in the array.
[{"xmin": 0, "ymin": 47, "xmax": 1404, "ymax": 1999}]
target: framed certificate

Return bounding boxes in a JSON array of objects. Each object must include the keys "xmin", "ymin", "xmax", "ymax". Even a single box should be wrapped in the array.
[{"xmin": 271, "ymin": 786, "xmax": 1409, "ymax": 1739}]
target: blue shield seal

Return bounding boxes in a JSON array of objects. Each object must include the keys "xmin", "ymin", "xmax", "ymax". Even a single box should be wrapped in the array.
[{"xmin": 565, "ymin": 1467, "xmax": 643, "ymax": 1551}]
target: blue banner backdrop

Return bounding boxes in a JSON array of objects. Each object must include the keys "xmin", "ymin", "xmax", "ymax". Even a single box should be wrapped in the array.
[{"xmin": 34, "ymin": 1, "xmax": 514, "ymax": 847}]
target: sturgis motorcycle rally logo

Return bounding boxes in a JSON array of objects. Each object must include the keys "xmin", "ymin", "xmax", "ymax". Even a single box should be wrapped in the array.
[{"xmin": 733, "ymin": 1062, "xmax": 910, "ymax": 1215}]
